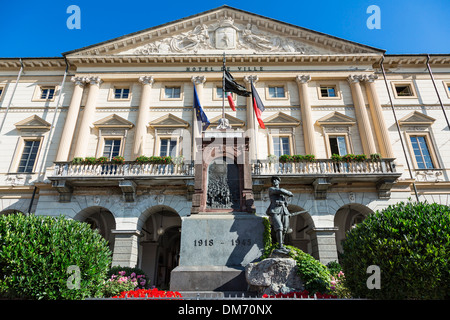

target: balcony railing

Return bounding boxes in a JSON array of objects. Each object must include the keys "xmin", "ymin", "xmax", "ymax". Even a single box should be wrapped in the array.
[
  {"xmin": 51, "ymin": 161, "xmax": 195, "ymax": 178},
  {"xmin": 251, "ymin": 158, "xmax": 397, "ymax": 176}
]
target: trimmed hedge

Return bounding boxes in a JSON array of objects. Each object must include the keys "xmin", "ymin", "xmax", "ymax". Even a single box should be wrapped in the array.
[
  {"xmin": 341, "ymin": 201, "xmax": 450, "ymax": 299},
  {"xmin": 0, "ymin": 214, "xmax": 112, "ymax": 299}
]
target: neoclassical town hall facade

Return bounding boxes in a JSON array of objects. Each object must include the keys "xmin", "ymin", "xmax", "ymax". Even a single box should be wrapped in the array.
[{"xmin": 1, "ymin": 6, "xmax": 449, "ymax": 289}]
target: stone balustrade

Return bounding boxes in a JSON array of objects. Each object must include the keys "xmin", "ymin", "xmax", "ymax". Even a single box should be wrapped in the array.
[{"xmin": 251, "ymin": 158, "xmax": 397, "ymax": 176}]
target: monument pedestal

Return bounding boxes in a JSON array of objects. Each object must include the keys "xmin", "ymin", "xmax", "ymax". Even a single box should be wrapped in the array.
[
  {"xmin": 170, "ymin": 212, "xmax": 264, "ymax": 292},
  {"xmin": 171, "ymin": 131, "xmax": 261, "ymax": 292}
]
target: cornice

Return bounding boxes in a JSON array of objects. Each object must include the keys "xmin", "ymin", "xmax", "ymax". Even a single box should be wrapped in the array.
[{"xmin": 65, "ymin": 53, "xmax": 383, "ymax": 66}]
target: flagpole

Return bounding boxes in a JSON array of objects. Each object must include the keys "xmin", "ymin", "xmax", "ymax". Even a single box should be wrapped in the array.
[{"xmin": 222, "ymin": 52, "xmax": 226, "ymax": 120}]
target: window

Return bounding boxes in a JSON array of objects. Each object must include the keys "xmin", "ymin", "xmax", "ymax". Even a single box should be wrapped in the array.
[
  {"xmin": 0, "ymin": 87, "xmax": 3, "ymax": 100},
  {"xmin": 444, "ymin": 81, "xmax": 450, "ymax": 99},
  {"xmin": 114, "ymin": 88, "xmax": 130, "ymax": 99},
  {"xmin": 410, "ymin": 135, "xmax": 434, "ymax": 169},
  {"xmin": 216, "ymin": 87, "xmax": 225, "ymax": 99},
  {"xmin": 103, "ymin": 139, "xmax": 121, "ymax": 160},
  {"xmin": 320, "ymin": 86, "xmax": 337, "ymax": 98},
  {"xmin": 17, "ymin": 140, "xmax": 40, "ymax": 173},
  {"xmin": 164, "ymin": 86, "xmax": 181, "ymax": 99},
  {"xmin": 159, "ymin": 138, "xmax": 177, "ymax": 157},
  {"xmin": 317, "ymin": 83, "xmax": 341, "ymax": 99},
  {"xmin": 329, "ymin": 136, "xmax": 348, "ymax": 156},
  {"xmin": 395, "ymin": 85, "xmax": 413, "ymax": 97},
  {"xmin": 40, "ymin": 87, "xmax": 55, "ymax": 100},
  {"xmin": 268, "ymin": 86, "xmax": 285, "ymax": 98},
  {"xmin": 392, "ymin": 82, "xmax": 417, "ymax": 98},
  {"xmin": 272, "ymin": 136, "xmax": 291, "ymax": 157}
]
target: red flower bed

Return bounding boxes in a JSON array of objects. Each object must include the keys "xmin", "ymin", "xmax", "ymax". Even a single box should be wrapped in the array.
[
  {"xmin": 262, "ymin": 290, "xmax": 337, "ymax": 299},
  {"xmin": 112, "ymin": 288, "xmax": 182, "ymax": 299}
]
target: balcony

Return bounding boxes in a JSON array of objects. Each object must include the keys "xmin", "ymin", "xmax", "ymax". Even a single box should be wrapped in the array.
[
  {"xmin": 48, "ymin": 161, "xmax": 195, "ymax": 202},
  {"xmin": 48, "ymin": 158, "xmax": 402, "ymax": 203},
  {"xmin": 251, "ymin": 158, "xmax": 402, "ymax": 199}
]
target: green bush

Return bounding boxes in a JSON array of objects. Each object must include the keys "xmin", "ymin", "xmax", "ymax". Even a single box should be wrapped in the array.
[
  {"xmin": 341, "ymin": 201, "xmax": 450, "ymax": 299},
  {"xmin": 0, "ymin": 214, "xmax": 112, "ymax": 300}
]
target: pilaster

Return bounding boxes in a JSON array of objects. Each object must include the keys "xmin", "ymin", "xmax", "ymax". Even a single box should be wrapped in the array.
[
  {"xmin": 73, "ymin": 76, "xmax": 102, "ymax": 158},
  {"xmin": 364, "ymin": 74, "xmax": 394, "ymax": 158},
  {"xmin": 132, "ymin": 76, "xmax": 154, "ymax": 160},
  {"xmin": 347, "ymin": 75, "xmax": 377, "ymax": 155},
  {"xmin": 296, "ymin": 75, "xmax": 316, "ymax": 156},
  {"xmin": 55, "ymin": 76, "xmax": 86, "ymax": 162}
]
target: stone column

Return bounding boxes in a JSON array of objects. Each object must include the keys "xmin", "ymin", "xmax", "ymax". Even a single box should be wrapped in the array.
[
  {"xmin": 347, "ymin": 75, "xmax": 377, "ymax": 155},
  {"xmin": 307, "ymin": 227, "xmax": 339, "ymax": 265},
  {"xmin": 111, "ymin": 230, "xmax": 141, "ymax": 268},
  {"xmin": 364, "ymin": 74, "xmax": 394, "ymax": 158},
  {"xmin": 191, "ymin": 76, "xmax": 206, "ymax": 162},
  {"xmin": 132, "ymin": 76, "xmax": 154, "ymax": 160},
  {"xmin": 73, "ymin": 76, "xmax": 102, "ymax": 158},
  {"xmin": 55, "ymin": 76, "xmax": 86, "ymax": 162},
  {"xmin": 296, "ymin": 75, "xmax": 316, "ymax": 156},
  {"xmin": 244, "ymin": 75, "xmax": 258, "ymax": 162}
]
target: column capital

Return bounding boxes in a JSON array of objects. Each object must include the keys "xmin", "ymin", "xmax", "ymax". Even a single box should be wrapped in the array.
[
  {"xmin": 296, "ymin": 75, "xmax": 311, "ymax": 84},
  {"xmin": 243, "ymin": 75, "xmax": 259, "ymax": 84},
  {"xmin": 84, "ymin": 76, "xmax": 103, "ymax": 86},
  {"xmin": 71, "ymin": 76, "xmax": 87, "ymax": 87},
  {"xmin": 347, "ymin": 74, "xmax": 364, "ymax": 84},
  {"xmin": 364, "ymin": 74, "xmax": 379, "ymax": 83},
  {"xmin": 191, "ymin": 75, "xmax": 206, "ymax": 85},
  {"xmin": 138, "ymin": 75, "xmax": 154, "ymax": 86}
]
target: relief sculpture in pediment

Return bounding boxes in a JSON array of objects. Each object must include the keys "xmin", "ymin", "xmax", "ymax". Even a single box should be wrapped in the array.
[{"xmin": 129, "ymin": 17, "xmax": 320, "ymax": 55}]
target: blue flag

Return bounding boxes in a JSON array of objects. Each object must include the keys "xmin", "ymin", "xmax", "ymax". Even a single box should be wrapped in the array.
[{"xmin": 193, "ymin": 85, "xmax": 210, "ymax": 131}]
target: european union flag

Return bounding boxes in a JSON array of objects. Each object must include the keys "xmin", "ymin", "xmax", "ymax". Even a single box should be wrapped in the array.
[{"xmin": 193, "ymin": 85, "xmax": 210, "ymax": 131}]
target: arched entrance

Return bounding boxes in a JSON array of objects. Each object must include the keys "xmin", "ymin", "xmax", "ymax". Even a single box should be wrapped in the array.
[
  {"xmin": 74, "ymin": 206, "xmax": 116, "ymax": 252},
  {"xmin": 334, "ymin": 203, "xmax": 374, "ymax": 254},
  {"xmin": 138, "ymin": 206, "xmax": 181, "ymax": 289}
]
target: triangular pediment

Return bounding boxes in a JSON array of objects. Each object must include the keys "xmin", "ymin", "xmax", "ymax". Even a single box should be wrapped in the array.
[
  {"xmin": 148, "ymin": 113, "xmax": 190, "ymax": 129},
  {"xmin": 64, "ymin": 6, "xmax": 383, "ymax": 58},
  {"xmin": 398, "ymin": 111, "xmax": 435, "ymax": 126},
  {"xmin": 93, "ymin": 114, "xmax": 134, "ymax": 128},
  {"xmin": 209, "ymin": 113, "xmax": 245, "ymax": 128},
  {"xmin": 316, "ymin": 111, "xmax": 356, "ymax": 126},
  {"xmin": 263, "ymin": 112, "xmax": 300, "ymax": 127},
  {"xmin": 14, "ymin": 115, "xmax": 51, "ymax": 131}
]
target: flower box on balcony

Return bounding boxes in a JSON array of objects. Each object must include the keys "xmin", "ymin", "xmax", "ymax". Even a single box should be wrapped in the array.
[{"xmin": 279, "ymin": 154, "xmax": 316, "ymax": 163}]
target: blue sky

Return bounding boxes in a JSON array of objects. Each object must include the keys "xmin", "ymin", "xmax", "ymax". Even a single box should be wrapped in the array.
[{"xmin": 0, "ymin": 0, "xmax": 448, "ymax": 57}]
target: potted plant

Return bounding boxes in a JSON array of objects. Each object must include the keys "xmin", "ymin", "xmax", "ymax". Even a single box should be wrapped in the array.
[
  {"xmin": 267, "ymin": 154, "xmax": 277, "ymax": 164},
  {"xmin": 370, "ymin": 153, "xmax": 381, "ymax": 161},
  {"xmin": 83, "ymin": 157, "xmax": 97, "ymax": 165},
  {"xmin": 304, "ymin": 154, "xmax": 316, "ymax": 162},
  {"xmin": 135, "ymin": 155, "xmax": 150, "ymax": 164},
  {"xmin": 71, "ymin": 157, "xmax": 84, "ymax": 165},
  {"xmin": 342, "ymin": 154, "xmax": 356, "ymax": 162},
  {"xmin": 355, "ymin": 154, "xmax": 367, "ymax": 162},
  {"xmin": 331, "ymin": 154, "xmax": 342, "ymax": 162},
  {"xmin": 96, "ymin": 156, "xmax": 109, "ymax": 164},
  {"xmin": 172, "ymin": 155, "xmax": 184, "ymax": 165},
  {"xmin": 112, "ymin": 156, "xmax": 125, "ymax": 164},
  {"xmin": 279, "ymin": 154, "xmax": 292, "ymax": 163}
]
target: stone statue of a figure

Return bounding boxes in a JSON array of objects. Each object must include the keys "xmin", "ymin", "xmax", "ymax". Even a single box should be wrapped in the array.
[{"xmin": 266, "ymin": 176, "xmax": 306, "ymax": 253}]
